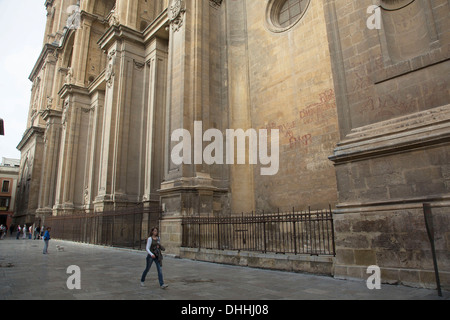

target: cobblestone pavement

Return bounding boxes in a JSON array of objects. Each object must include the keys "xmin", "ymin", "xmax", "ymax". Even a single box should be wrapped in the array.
[{"xmin": 0, "ymin": 238, "xmax": 448, "ymax": 300}]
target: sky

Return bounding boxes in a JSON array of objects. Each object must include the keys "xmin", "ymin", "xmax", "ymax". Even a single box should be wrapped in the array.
[{"xmin": 0, "ymin": 0, "xmax": 47, "ymax": 161}]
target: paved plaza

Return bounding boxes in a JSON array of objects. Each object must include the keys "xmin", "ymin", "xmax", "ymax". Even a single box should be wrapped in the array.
[{"xmin": 0, "ymin": 237, "xmax": 447, "ymax": 300}]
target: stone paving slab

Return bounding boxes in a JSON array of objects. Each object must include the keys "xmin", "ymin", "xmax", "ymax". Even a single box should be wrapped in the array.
[{"xmin": 0, "ymin": 238, "xmax": 448, "ymax": 300}]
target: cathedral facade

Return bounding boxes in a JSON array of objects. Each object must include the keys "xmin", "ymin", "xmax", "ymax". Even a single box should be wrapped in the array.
[{"xmin": 16, "ymin": 0, "xmax": 449, "ymax": 289}]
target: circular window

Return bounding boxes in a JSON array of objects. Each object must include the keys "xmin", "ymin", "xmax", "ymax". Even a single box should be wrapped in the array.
[{"xmin": 266, "ymin": 0, "xmax": 311, "ymax": 33}]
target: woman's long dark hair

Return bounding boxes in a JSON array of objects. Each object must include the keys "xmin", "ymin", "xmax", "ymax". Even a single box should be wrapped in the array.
[{"xmin": 150, "ymin": 227, "xmax": 159, "ymax": 237}]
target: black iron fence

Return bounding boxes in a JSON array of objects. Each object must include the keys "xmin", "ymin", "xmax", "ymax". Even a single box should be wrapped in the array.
[
  {"xmin": 44, "ymin": 206, "xmax": 161, "ymax": 250},
  {"xmin": 43, "ymin": 205, "xmax": 336, "ymax": 256},
  {"xmin": 182, "ymin": 207, "xmax": 336, "ymax": 256}
]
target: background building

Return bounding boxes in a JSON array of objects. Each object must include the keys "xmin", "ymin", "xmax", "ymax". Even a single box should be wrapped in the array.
[
  {"xmin": 15, "ymin": 0, "xmax": 449, "ymax": 289},
  {"xmin": 0, "ymin": 158, "xmax": 20, "ymax": 230}
]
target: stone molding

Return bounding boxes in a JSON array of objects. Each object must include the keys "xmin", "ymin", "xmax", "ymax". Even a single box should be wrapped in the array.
[
  {"xmin": 17, "ymin": 126, "xmax": 45, "ymax": 151},
  {"xmin": 329, "ymin": 104, "xmax": 450, "ymax": 164}
]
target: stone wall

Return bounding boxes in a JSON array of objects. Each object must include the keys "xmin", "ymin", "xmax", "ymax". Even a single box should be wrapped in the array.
[
  {"xmin": 334, "ymin": 206, "xmax": 450, "ymax": 289},
  {"xmin": 325, "ymin": 0, "xmax": 450, "ymax": 289},
  {"xmin": 243, "ymin": 0, "xmax": 340, "ymax": 212}
]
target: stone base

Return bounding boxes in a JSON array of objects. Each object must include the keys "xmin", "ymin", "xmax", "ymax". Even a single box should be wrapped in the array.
[
  {"xmin": 333, "ymin": 204, "xmax": 450, "ymax": 290},
  {"xmin": 160, "ymin": 217, "xmax": 183, "ymax": 256},
  {"xmin": 334, "ymin": 265, "xmax": 450, "ymax": 290},
  {"xmin": 180, "ymin": 247, "xmax": 334, "ymax": 276}
]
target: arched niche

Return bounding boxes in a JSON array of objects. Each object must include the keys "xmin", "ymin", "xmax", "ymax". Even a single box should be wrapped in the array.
[
  {"xmin": 61, "ymin": 31, "xmax": 76, "ymax": 69},
  {"xmin": 379, "ymin": 0, "xmax": 432, "ymax": 63}
]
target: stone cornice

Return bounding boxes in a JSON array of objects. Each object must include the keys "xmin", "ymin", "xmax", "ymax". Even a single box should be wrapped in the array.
[
  {"xmin": 17, "ymin": 126, "xmax": 45, "ymax": 151},
  {"xmin": 97, "ymin": 24, "xmax": 144, "ymax": 51},
  {"xmin": 87, "ymin": 69, "xmax": 106, "ymax": 94},
  {"xmin": 159, "ymin": 176, "xmax": 229, "ymax": 196},
  {"xmin": 329, "ymin": 104, "xmax": 450, "ymax": 164},
  {"xmin": 334, "ymin": 195, "xmax": 450, "ymax": 214},
  {"xmin": 42, "ymin": 108, "xmax": 63, "ymax": 121},
  {"xmin": 58, "ymin": 83, "xmax": 90, "ymax": 100},
  {"xmin": 29, "ymin": 43, "xmax": 58, "ymax": 82},
  {"xmin": 97, "ymin": 9, "xmax": 170, "ymax": 51},
  {"xmin": 80, "ymin": 9, "xmax": 100, "ymax": 23},
  {"xmin": 29, "ymin": 27, "xmax": 78, "ymax": 82},
  {"xmin": 142, "ymin": 9, "xmax": 169, "ymax": 44}
]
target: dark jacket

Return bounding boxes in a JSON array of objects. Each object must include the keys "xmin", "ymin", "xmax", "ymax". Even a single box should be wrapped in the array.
[{"xmin": 152, "ymin": 238, "xmax": 165, "ymax": 266}]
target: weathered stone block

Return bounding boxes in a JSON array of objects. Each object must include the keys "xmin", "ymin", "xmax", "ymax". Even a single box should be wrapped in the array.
[
  {"xmin": 335, "ymin": 248, "xmax": 355, "ymax": 265},
  {"xmin": 380, "ymin": 268, "xmax": 400, "ymax": 285},
  {"xmin": 399, "ymin": 269, "xmax": 420, "ymax": 287},
  {"xmin": 354, "ymin": 250, "xmax": 377, "ymax": 266}
]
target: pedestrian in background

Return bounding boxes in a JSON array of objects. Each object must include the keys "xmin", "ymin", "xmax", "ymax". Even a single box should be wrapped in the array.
[
  {"xmin": 0, "ymin": 225, "xmax": 5, "ymax": 239},
  {"xmin": 43, "ymin": 227, "xmax": 51, "ymax": 254},
  {"xmin": 34, "ymin": 226, "xmax": 41, "ymax": 240},
  {"xmin": 16, "ymin": 225, "xmax": 21, "ymax": 239}
]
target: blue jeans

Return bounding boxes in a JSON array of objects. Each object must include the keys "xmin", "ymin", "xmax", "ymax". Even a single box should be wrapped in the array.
[
  {"xmin": 141, "ymin": 255, "xmax": 164, "ymax": 286},
  {"xmin": 43, "ymin": 240, "xmax": 49, "ymax": 254}
]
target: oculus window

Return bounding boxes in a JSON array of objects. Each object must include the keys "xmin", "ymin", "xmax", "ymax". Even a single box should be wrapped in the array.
[{"xmin": 267, "ymin": 0, "xmax": 311, "ymax": 33}]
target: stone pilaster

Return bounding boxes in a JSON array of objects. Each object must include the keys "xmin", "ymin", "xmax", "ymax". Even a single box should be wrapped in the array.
[
  {"xmin": 83, "ymin": 90, "xmax": 105, "ymax": 211},
  {"xmin": 37, "ymin": 108, "xmax": 62, "ymax": 218},
  {"xmin": 225, "ymin": 0, "xmax": 255, "ymax": 213},
  {"xmin": 158, "ymin": 0, "xmax": 231, "ymax": 254},
  {"xmin": 53, "ymin": 84, "xmax": 91, "ymax": 215},
  {"xmin": 143, "ymin": 37, "xmax": 168, "ymax": 205},
  {"xmin": 95, "ymin": 24, "xmax": 146, "ymax": 211}
]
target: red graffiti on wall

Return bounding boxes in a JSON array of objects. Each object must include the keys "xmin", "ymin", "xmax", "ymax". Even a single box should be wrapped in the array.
[
  {"xmin": 260, "ymin": 89, "xmax": 337, "ymax": 150},
  {"xmin": 299, "ymin": 89, "xmax": 336, "ymax": 124},
  {"xmin": 360, "ymin": 94, "xmax": 417, "ymax": 117},
  {"xmin": 288, "ymin": 132, "xmax": 312, "ymax": 149}
]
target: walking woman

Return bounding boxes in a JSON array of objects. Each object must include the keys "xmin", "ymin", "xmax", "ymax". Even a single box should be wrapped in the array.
[{"xmin": 140, "ymin": 227, "xmax": 168, "ymax": 289}]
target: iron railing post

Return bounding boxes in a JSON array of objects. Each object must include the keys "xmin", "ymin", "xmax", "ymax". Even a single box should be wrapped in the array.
[
  {"xmin": 329, "ymin": 205, "xmax": 336, "ymax": 256},
  {"xmin": 293, "ymin": 207, "xmax": 297, "ymax": 255},
  {"xmin": 262, "ymin": 210, "xmax": 267, "ymax": 253},
  {"xmin": 217, "ymin": 218, "xmax": 221, "ymax": 250},
  {"xmin": 423, "ymin": 203, "xmax": 442, "ymax": 297}
]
